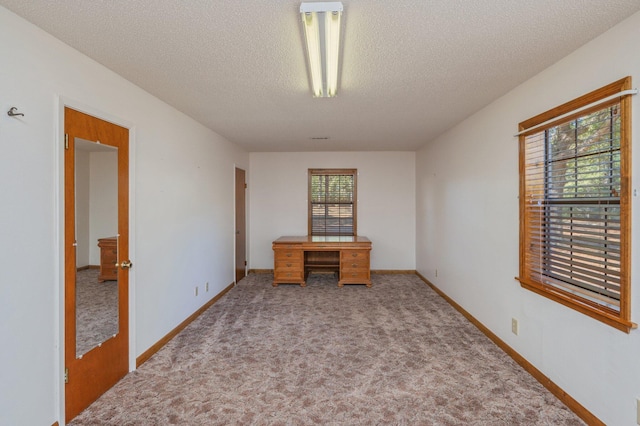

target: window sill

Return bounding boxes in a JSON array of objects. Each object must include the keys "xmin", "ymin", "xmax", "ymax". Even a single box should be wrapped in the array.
[{"xmin": 515, "ymin": 277, "xmax": 637, "ymax": 333}]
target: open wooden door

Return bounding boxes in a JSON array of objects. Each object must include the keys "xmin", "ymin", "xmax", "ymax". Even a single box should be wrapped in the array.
[
  {"xmin": 64, "ymin": 108, "xmax": 130, "ymax": 421},
  {"xmin": 235, "ymin": 167, "xmax": 246, "ymax": 283}
]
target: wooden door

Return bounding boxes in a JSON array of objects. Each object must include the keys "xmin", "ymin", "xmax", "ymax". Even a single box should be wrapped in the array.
[
  {"xmin": 64, "ymin": 108, "xmax": 130, "ymax": 421},
  {"xmin": 235, "ymin": 167, "xmax": 246, "ymax": 283}
]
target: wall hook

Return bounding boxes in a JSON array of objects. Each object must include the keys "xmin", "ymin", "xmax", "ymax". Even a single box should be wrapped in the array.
[{"xmin": 7, "ymin": 107, "xmax": 24, "ymax": 117}]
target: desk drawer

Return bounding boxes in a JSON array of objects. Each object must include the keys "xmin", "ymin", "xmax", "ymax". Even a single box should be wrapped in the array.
[
  {"xmin": 340, "ymin": 260, "xmax": 369, "ymax": 271},
  {"xmin": 274, "ymin": 269, "xmax": 304, "ymax": 281},
  {"xmin": 341, "ymin": 251, "xmax": 369, "ymax": 271},
  {"xmin": 341, "ymin": 250, "xmax": 368, "ymax": 262},
  {"xmin": 274, "ymin": 249, "xmax": 303, "ymax": 261},
  {"xmin": 340, "ymin": 269, "xmax": 370, "ymax": 281},
  {"xmin": 275, "ymin": 260, "xmax": 303, "ymax": 272}
]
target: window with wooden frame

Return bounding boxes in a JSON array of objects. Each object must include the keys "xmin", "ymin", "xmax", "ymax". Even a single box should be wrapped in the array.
[
  {"xmin": 308, "ymin": 169, "xmax": 357, "ymax": 236},
  {"xmin": 517, "ymin": 77, "xmax": 636, "ymax": 333}
]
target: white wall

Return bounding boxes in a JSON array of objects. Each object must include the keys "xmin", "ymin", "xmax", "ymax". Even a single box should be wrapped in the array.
[
  {"xmin": 75, "ymin": 149, "xmax": 91, "ymax": 267},
  {"xmin": 0, "ymin": 6, "xmax": 248, "ymax": 426},
  {"xmin": 88, "ymin": 150, "xmax": 118, "ymax": 265},
  {"xmin": 416, "ymin": 11, "xmax": 640, "ymax": 426},
  {"xmin": 250, "ymin": 152, "xmax": 415, "ymax": 270}
]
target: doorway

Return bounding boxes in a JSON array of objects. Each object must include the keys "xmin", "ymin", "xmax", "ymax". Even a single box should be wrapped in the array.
[
  {"xmin": 235, "ymin": 167, "xmax": 246, "ymax": 283},
  {"xmin": 64, "ymin": 107, "xmax": 131, "ymax": 421}
]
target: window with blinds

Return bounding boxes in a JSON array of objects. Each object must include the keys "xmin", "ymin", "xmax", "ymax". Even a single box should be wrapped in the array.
[
  {"xmin": 308, "ymin": 169, "xmax": 356, "ymax": 236},
  {"xmin": 518, "ymin": 77, "xmax": 635, "ymax": 333}
]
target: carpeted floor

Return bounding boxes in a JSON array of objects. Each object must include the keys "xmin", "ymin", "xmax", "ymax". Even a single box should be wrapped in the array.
[
  {"xmin": 70, "ymin": 273, "xmax": 584, "ymax": 425},
  {"xmin": 76, "ymin": 268, "xmax": 119, "ymax": 357}
]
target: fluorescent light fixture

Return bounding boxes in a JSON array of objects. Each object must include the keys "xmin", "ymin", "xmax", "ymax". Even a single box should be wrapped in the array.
[{"xmin": 300, "ymin": 2, "xmax": 343, "ymax": 97}]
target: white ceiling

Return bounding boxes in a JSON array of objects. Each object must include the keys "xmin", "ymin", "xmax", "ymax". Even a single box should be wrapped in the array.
[{"xmin": 2, "ymin": 1, "xmax": 640, "ymax": 152}]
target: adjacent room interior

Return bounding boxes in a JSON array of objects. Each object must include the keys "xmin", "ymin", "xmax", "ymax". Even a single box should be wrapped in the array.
[{"xmin": 1, "ymin": 2, "xmax": 640, "ymax": 425}]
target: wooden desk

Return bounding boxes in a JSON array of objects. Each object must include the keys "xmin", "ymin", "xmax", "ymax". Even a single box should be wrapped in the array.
[
  {"xmin": 272, "ymin": 236, "xmax": 372, "ymax": 288},
  {"xmin": 97, "ymin": 237, "xmax": 118, "ymax": 282}
]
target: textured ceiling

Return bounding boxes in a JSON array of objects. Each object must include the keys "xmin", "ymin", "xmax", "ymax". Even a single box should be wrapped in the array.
[{"xmin": 2, "ymin": 1, "xmax": 640, "ymax": 152}]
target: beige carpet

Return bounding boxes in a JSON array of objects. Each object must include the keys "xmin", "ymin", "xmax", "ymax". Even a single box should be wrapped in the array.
[
  {"xmin": 70, "ymin": 273, "xmax": 583, "ymax": 425},
  {"xmin": 76, "ymin": 268, "xmax": 118, "ymax": 357}
]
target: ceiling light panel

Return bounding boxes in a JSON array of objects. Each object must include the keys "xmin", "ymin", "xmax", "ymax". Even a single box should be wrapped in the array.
[{"xmin": 300, "ymin": 2, "xmax": 343, "ymax": 98}]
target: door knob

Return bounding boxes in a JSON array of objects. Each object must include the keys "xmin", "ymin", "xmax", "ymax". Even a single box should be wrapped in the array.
[{"xmin": 120, "ymin": 260, "xmax": 133, "ymax": 269}]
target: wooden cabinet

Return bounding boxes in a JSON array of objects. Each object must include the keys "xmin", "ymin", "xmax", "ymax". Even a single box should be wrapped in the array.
[
  {"xmin": 272, "ymin": 236, "xmax": 371, "ymax": 288},
  {"xmin": 339, "ymin": 250, "xmax": 371, "ymax": 286},
  {"xmin": 97, "ymin": 237, "xmax": 118, "ymax": 282},
  {"xmin": 273, "ymin": 244, "xmax": 304, "ymax": 286}
]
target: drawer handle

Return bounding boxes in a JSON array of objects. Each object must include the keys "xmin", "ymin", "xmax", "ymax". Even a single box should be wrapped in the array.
[
  {"xmin": 352, "ymin": 263, "xmax": 358, "ymax": 267},
  {"xmin": 286, "ymin": 263, "xmax": 292, "ymax": 267},
  {"xmin": 351, "ymin": 253, "xmax": 358, "ymax": 257},
  {"xmin": 287, "ymin": 273, "xmax": 291, "ymax": 277},
  {"xmin": 352, "ymin": 273, "xmax": 358, "ymax": 277},
  {"xmin": 286, "ymin": 253, "xmax": 292, "ymax": 257}
]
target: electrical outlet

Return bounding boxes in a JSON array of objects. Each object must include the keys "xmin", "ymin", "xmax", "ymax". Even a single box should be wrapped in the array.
[
  {"xmin": 205, "ymin": 282, "xmax": 209, "ymax": 292},
  {"xmin": 511, "ymin": 318, "xmax": 519, "ymax": 335},
  {"xmin": 636, "ymin": 398, "xmax": 640, "ymax": 425},
  {"xmin": 435, "ymin": 269, "xmax": 438, "ymax": 277},
  {"xmin": 195, "ymin": 286, "xmax": 198, "ymax": 297}
]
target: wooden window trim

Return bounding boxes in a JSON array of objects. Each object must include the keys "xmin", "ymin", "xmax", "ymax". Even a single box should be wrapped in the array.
[
  {"xmin": 517, "ymin": 77, "xmax": 636, "ymax": 333},
  {"xmin": 308, "ymin": 168, "xmax": 357, "ymax": 236}
]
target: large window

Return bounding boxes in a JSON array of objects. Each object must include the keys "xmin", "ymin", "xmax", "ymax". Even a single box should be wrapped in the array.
[
  {"xmin": 518, "ymin": 77, "xmax": 635, "ymax": 332},
  {"xmin": 308, "ymin": 169, "xmax": 357, "ymax": 236}
]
